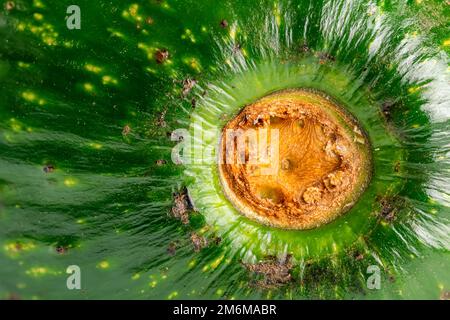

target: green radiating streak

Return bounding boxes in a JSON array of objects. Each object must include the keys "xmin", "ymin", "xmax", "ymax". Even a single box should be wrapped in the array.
[{"xmin": 0, "ymin": 0, "xmax": 448, "ymax": 299}]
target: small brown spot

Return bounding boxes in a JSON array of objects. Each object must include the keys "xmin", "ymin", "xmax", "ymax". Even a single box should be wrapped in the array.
[
  {"xmin": 156, "ymin": 110, "xmax": 167, "ymax": 127},
  {"xmin": 182, "ymin": 78, "xmax": 197, "ymax": 97},
  {"xmin": 440, "ymin": 290, "xmax": 450, "ymax": 300},
  {"xmin": 219, "ymin": 19, "xmax": 228, "ymax": 28},
  {"xmin": 155, "ymin": 49, "xmax": 169, "ymax": 64},
  {"xmin": 171, "ymin": 189, "xmax": 190, "ymax": 224},
  {"xmin": 242, "ymin": 255, "xmax": 293, "ymax": 288},
  {"xmin": 190, "ymin": 232, "xmax": 208, "ymax": 252},
  {"xmin": 300, "ymin": 44, "xmax": 309, "ymax": 52},
  {"xmin": 394, "ymin": 161, "xmax": 400, "ymax": 173},
  {"xmin": 191, "ymin": 98, "xmax": 196, "ymax": 108},
  {"xmin": 318, "ymin": 52, "xmax": 336, "ymax": 63},
  {"xmin": 43, "ymin": 164, "xmax": 55, "ymax": 173},
  {"xmin": 167, "ymin": 241, "xmax": 177, "ymax": 256},
  {"xmin": 7, "ymin": 292, "xmax": 20, "ymax": 300},
  {"xmin": 5, "ymin": 1, "xmax": 15, "ymax": 11},
  {"xmin": 281, "ymin": 159, "xmax": 291, "ymax": 170},
  {"xmin": 145, "ymin": 17, "xmax": 154, "ymax": 25},
  {"xmin": 155, "ymin": 159, "xmax": 167, "ymax": 166},
  {"xmin": 232, "ymin": 43, "xmax": 241, "ymax": 54},
  {"xmin": 56, "ymin": 246, "xmax": 68, "ymax": 254},
  {"xmin": 212, "ymin": 236, "xmax": 222, "ymax": 245},
  {"xmin": 381, "ymin": 100, "xmax": 395, "ymax": 119},
  {"xmin": 354, "ymin": 252, "xmax": 364, "ymax": 261},
  {"xmin": 122, "ymin": 125, "xmax": 131, "ymax": 136},
  {"xmin": 379, "ymin": 197, "xmax": 399, "ymax": 222}
]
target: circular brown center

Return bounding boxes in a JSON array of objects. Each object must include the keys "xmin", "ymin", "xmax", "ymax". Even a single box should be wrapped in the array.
[{"xmin": 218, "ymin": 89, "xmax": 372, "ymax": 230}]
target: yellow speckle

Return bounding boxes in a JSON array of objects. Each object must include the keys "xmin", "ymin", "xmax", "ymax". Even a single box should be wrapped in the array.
[
  {"xmin": 149, "ymin": 280, "xmax": 157, "ymax": 288},
  {"xmin": 332, "ymin": 242, "xmax": 338, "ymax": 252},
  {"xmin": 416, "ymin": 0, "xmax": 422, "ymax": 3},
  {"xmin": 183, "ymin": 57, "xmax": 202, "ymax": 73},
  {"xmin": 18, "ymin": 61, "xmax": 31, "ymax": 68},
  {"xmin": 202, "ymin": 265, "xmax": 209, "ymax": 272},
  {"xmin": 9, "ymin": 118, "xmax": 22, "ymax": 132},
  {"xmin": 107, "ymin": 28, "xmax": 125, "ymax": 38},
  {"xmin": 84, "ymin": 64, "xmax": 102, "ymax": 74},
  {"xmin": 408, "ymin": 86, "xmax": 420, "ymax": 94},
  {"xmin": 97, "ymin": 261, "xmax": 110, "ymax": 269},
  {"xmin": 33, "ymin": 0, "xmax": 45, "ymax": 8},
  {"xmin": 216, "ymin": 289, "xmax": 224, "ymax": 296},
  {"xmin": 64, "ymin": 178, "xmax": 77, "ymax": 187},
  {"xmin": 443, "ymin": 39, "xmax": 450, "ymax": 47},
  {"xmin": 4, "ymin": 241, "xmax": 36, "ymax": 254},
  {"xmin": 412, "ymin": 124, "xmax": 420, "ymax": 129},
  {"xmin": 129, "ymin": 4, "xmax": 138, "ymax": 16},
  {"xmin": 273, "ymin": 4, "xmax": 281, "ymax": 26},
  {"xmin": 438, "ymin": 283, "xmax": 444, "ymax": 290},
  {"xmin": 30, "ymin": 26, "xmax": 39, "ymax": 34},
  {"xmin": 17, "ymin": 23, "xmax": 26, "ymax": 32},
  {"xmin": 122, "ymin": 4, "xmax": 145, "ymax": 23},
  {"xmin": 89, "ymin": 142, "xmax": 103, "ymax": 149},
  {"xmin": 26, "ymin": 267, "xmax": 48, "ymax": 277},
  {"xmin": 210, "ymin": 255, "xmax": 224, "ymax": 269},
  {"xmin": 131, "ymin": 273, "xmax": 140, "ymax": 280},
  {"xmin": 145, "ymin": 67, "xmax": 157, "ymax": 74},
  {"xmin": 33, "ymin": 13, "xmax": 44, "ymax": 21},
  {"xmin": 102, "ymin": 75, "xmax": 118, "ymax": 85},
  {"xmin": 181, "ymin": 29, "xmax": 196, "ymax": 43},
  {"xmin": 76, "ymin": 219, "xmax": 85, "ymax": 224},
  {"xmin": 229, "ymin": 25, "xmax": 237, "ymax": 40},
  {"xmin": 201, "ymin": 26, "xmax": 207, "ymax": 33},
  {"xmin": 22, "ymin": 91, "xmax": 36, "ymax": 102},
  {"xmin": 43, "ymin": 36, "xmax": 57, "ymax": 46},
  {"xmin": 83, "ymin": 83, "xmax": 94, "ymax": 92},
  {"xmin": 161, "ymin": 1, "xmax": 170, "ymax": 9},
  {"xmin": 188, "ymin": 259, "xmax": 197, "ymax": 268},
  {"xmin": 167, "ymin": 291, "xmax": 178, "ymax": 300},
  {"xmin": 17, "ymin": 283, "xmax": 27, "ymax": 289}
]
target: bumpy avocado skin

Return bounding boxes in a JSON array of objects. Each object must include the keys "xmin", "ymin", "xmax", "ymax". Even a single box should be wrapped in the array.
[{"xmin": 0, "ymin": 0, "xmax": 449, "ymax": 299}]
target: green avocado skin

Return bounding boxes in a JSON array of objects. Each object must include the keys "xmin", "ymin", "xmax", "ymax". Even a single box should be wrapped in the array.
[{"xmin": 0, "ymin": 0, "xmax": 449, "ymax": 300}]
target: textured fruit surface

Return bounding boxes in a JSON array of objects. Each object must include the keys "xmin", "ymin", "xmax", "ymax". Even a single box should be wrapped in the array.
[
  {"xmin": 218, "ymin": 89, "xmax": 372, "ymax": 230},
  {"xmin": 0, "ymin": 0, "xmax": 449, "ymax": 299}
]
